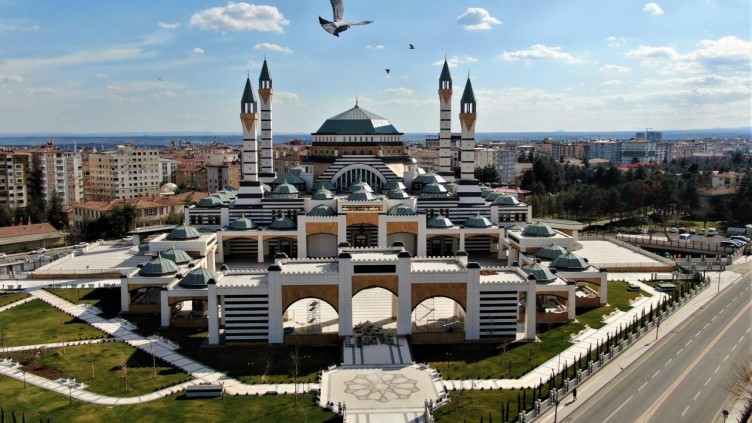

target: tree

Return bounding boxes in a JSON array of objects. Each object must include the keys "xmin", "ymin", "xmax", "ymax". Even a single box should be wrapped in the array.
[
  {"xmin": 118, "ymin": 353, "xmax": 129, "ymax": 392},
  {"xmin": 475, "ymin": 165, "xmax": 500, "ymax": 184},
  {"xmin": 732, "ymin": 169, "xmax": 752, "ymax": 224},
  {"xmin": 46, "ymin": 191, "xmax": 65, "ymax": 230},
  {"xmin": 0, "ymin": 207, "xmax": 12, "ymax": 227},
  {"xmin": 727, "ymin": 355, "xmax": 752, "ymax": 421}
]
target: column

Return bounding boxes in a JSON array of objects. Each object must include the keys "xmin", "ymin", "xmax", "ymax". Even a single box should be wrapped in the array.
[
  {"xmin": 396, "ymin": 251, "xmax": 413, "ymax": 336},
  {"xmin": 267, "ymin": 265, "xmax": 284, "ymax": 344},
  {"xmin": 160, "ymin": 289, "xmax": 170, "ymax": 327},
  {"xmin": 524, "ymin": 276, "xmax": 536, "ymax": 340},
  {"xmin": 120, "ymin": 281, "xmax": 130, "ymax": 312},
  {"xmin": 599, "ymin": 270, "xmax": 608, "ymax": 305},
  {"xmin": 207, "ymin": 281, "xmax": 220, "ymax": 345},
  {"xmin": 257, "ymin": 233, "xmax": 264, "ymax": 263},
  {"xmin": 337, "ymin": 252, "xmax": 353, "ymax": 337}
]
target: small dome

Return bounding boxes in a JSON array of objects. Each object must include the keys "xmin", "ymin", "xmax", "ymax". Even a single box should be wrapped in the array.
[
  {"xmin": 445, "ymin": 182, "xmax": 458, "ymax": 194},
  {"xmin": 312, "ymin": 180, "xmax": 335, "ymax": 191},
  {"xmin": 272, "ymin": 172, "xmax": 305, "ymax": 186},
  {"xmin": 347, "ymin": 188, "xmax": 375, "ymax": 201},
  {"xmin": 273, "ymin": 180, "xmax": 299, "ymax": 195},
  {"xmin": 348, "ymin": 180, "xmax": 373, "ymax": 193},
  {"xmin": 383, "ymin": 180, "xmax": 406, "ymax": 191},
  {"xmin": 269, "ymin": 216, "xmax": 296, "ymax": 230},
  {"xmin": 522, "ymin": 262, "xmax": 557, "ymax": 282},
  {"xmin": 387, "ymin": 188, "xmax": 410, "ymax": 199},
  {"xmin": 412, "ymin": 172, "xmax": 446, "ymax": 185},
  {"xmin": 493, "ymin": 194, "xmax": 520, "ymax": 206},
  {"xmin": 463, "ymin": 213, "xmax": 493, "ymax": 228},
  {"xmin": 480, "ymin": 185, "xmax": 494, "ymax": 198},
  {"xmin": 536, "ymin": 244, "xmax": 567, "ymax": 261},
  {"xmin": 427, "ymin": 215, "xmax": 454, "ymax": 228},
  {"xmin": 387, "ymin": 204, "xmax": 415, "ymax": 216},
  {"xmin": 421, "ymin": 182, "xmax": 448, "ymax": 196},
  {"xmin": 551, "ymin": 252, "xmax": 589, "ymax": 271},
  {"xmin": 212, "ymin": 192, "xmax": 230, "ymax": 203},
  {"xmin": 485, "ymin": 192, "xmax": 503, "ymax": 202},
  {"xmin": 523, "ymin": 222, "xmax": 556, "ymax": 237},
  {"xmin": 219, "ymin": 189, "xmax": 236, "ymax": 200},
  {"xmin": 162, "ymin": 247, "xmax": 192, "ymax": 265},
  {"xmin": 178, "ymin": 268, "xmax": 219, "ymax": 289},
  {"xmin": 167, "ymin": 225, "xmax": 201, "ymax": 240},
  {"xmin": 160, "ymin": 183, "xmax": 178, "ymax": 194},
  {"xmin": 309, "ymin": 204, "xmax": 336, "ymax": 216},
  {"xmin": 312, "ymin": 187, "xmax": 334, "ymax": 200},
  {"xmin": 196, "ymin": 196, "xmax": 223, "ymax": 208},
  {"xmin": 229, "ymin": 215, "xmax": 257, "ymax": 230},
  {"xmin": 139, "ymin": 255, "xmax": 178, "ymax": 276},
  {"xmin": 289, "ymin": 166, "xmax": 304, "ymax": 176}
]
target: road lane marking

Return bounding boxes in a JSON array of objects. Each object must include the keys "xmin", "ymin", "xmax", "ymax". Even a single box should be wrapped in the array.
[
  {"xmin": 639, "ymin": 301, "xmax": 752, "ymax": 422},
  {"xmin": 703, "ymin": 323, "xmax": 709, "ymax": 329},
  {"xmin": 732, "ymin": 344, "xmax": 737, "ymax": 352},
  {"xmin": 639, "ymin": 381, "xmax": 648, "ymax": 391},
  {"xmin": 652, "ymin": 370, "xmax": 661, "ymax": 379},
  {"xmin": 665, "ymin": 358, "xmax": 672, "ymax": 366},
  {"xmin": 712, "ymin": 315, "xmax": 718, "ymax": 321},
  {"xmin": 719, "ymin": 309, "xmax": 725, "ymax": 314},
  {"xmin": 747, "ymin": 327, "xmax": 750, "ymax": 334},
  {"xmin": 682, "ymin": 405, "xmax": 690, "ymax": 416},
  {"xmin": 696, "ymin": 330, "xmax": 702, "ymax": 337},
  {"xmin": 676, "ymin": 348, "xmax": 683, "ymax": 355},
  {"xmin": 724, "ymin": 353, "xmax": 730, "ymax": 361},
  {"xmin": 685, "ymin": 339, "xmax": 693, "ymax": 347},
  {"xmin": 604, "ymin": 395, "xmax": 633, "ymax": 423},
  {"xmin": 740, "ymin": 336, "xmax": 745, "ymax": 343},
  {"xmin": 694, "ymin": 390, "xmax": 702, "ymax": 400},
  {"xmin": 704, "ymin": 377, "xmax": 712, "ymax": 386}
]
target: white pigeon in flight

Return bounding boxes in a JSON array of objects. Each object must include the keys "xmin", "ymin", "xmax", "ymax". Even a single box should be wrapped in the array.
[{"xmin": 319, "ymin": 0, "xmax": 373, "ymax": 37}]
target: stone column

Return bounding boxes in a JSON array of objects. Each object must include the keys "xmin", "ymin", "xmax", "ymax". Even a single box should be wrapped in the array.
[
  {"xmin": 337, "ymin": 252, "xmax": 353, "ymax": 337},
  {"xmin": 267, "ymin": 264, "xmax": 284, "ymax": 344},
  {"xmin": 207, "ymin": 281, "xmax": 220, "ymax": 345},
  {"xmin": 160, "ymin": 288, "xmax": 170, "ymax": 327},
  {"xmin": 120, "ymin": 280, "xmax": 130, "ymax": 312},
  {"xmin": 396, "ymin": 251, "xmax": 413, "ymax": 335},
  {"xmin": 524, "ymin": 275, "xmax": 537, "ymax": 340}
]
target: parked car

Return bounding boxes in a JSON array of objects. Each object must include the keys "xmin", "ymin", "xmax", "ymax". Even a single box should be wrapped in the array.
[
  {"xmin": 669, "ymin": 227, "xmax": 678, "ymax": 233},
  {"xmin": 0, "ymin": 253, "xmax": 6, "ymax": 259},
  {"xmin": 698, "ymin": 229, "xmax": 706, "ymax": 236},
  {"xmin": 730, "ymin": 240, "xmax": 746, "ymax": 248},
  {"xmin": 30, "ymin": 248, "xmax": 47, "ymax": 254},
  {"xmin": 730, "ymin": 235, "xmax": 750, "ymax": 244},
  {"xmin": 720, "ymin": 240, "xmax": 739, "ymax": 249},
  {"xmin": 627, "ymin": 283, "xmax": 641, "ymax": 292},
  {"xmin": 121, "ymin": 236, "xmax": 134, "ymax": 243},
  {"xmin": 656, "ymin": 283, "xmax": 676, "ymax": 292},
  {"xmin": 74, "ymin": 242, "xmax": 89, "ymax": 249},
  {"xmin": 689, "ymin": 229, "xmax": 696, "ymax": 235},
  {"xmin": 707, "ymin": 228, "xmax": 717, "ymax": 236},
  {"xmin": 678, "ymin": 233, "xmax": 691, "ymax": 242}
]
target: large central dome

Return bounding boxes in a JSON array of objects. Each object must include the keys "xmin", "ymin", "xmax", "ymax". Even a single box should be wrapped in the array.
[{"xmin": 314, "ymin": 105, "xmax": 401, "ymax": 135}]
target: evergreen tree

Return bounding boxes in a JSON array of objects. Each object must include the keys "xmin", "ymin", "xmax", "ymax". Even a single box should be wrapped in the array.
[
  {"xmin": 46, "ymin": 191, "xmax": 65, "ymax": 229},
  {"xmin": 0, "ymin": 207, "xmax": 12, "ymax": 227},
  {"xmin": 732, "ymin": 168, "xmax": 752, "ymax": 224}
]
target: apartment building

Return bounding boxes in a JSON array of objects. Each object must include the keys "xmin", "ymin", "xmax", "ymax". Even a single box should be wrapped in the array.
[
  {"xmin": 87, "ymin": 145, "xmax": 160, "ymax": 200},
  {"xmin": 0, "ymin": 151, "xmax": 31, "ymax": 211},
  {"xmin": 30, "ymin": 140, "xmax": 84, "ymax": 205}
]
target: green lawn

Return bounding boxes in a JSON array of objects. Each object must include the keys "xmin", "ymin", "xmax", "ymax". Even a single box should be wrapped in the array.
[
  {"xmin": 0, "ymin": 300, "xmax": 107, "ymax": 347},
  {"xmin": 6, "ymin": 342, "xmax": 191, "ymax": 397},
  {"xmin": 434, "ymin": 389, "xmax": 545, "ymax": 423},
  {"xmin": 576, "ymin": 281, "xmax": 651, "ymax": 329},
  {"xmin": 0, "ymin": 375, "xmax": 338, "ymax": 423},
  {"xmin": 47, "ymin": 288, "xmax": 121, "ymax": 318},
  {"xmin": 0, "ymin": 292, "xmax": 29, "ymax": 308}
]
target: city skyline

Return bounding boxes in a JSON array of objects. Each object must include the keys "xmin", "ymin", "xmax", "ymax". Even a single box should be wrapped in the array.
[{"xmin": 0, "ymin": 0, "xmax": 750, "ymax": 135}]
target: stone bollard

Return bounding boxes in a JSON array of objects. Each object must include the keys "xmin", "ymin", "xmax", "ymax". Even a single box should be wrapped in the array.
[
  {"xmin": 564, "ymin": 379, "xmax": 569, "ymax": 393},
  {"xmin": 519, "ymin": 412, "xmax": 526, "ymax": 422},
  {"xmin": 588, "ymin": 362, "xmax": 593, "ymax": 374},
  {"xmin": 577, "ymin": 369, "xmax": 583, "ymax": 383}
]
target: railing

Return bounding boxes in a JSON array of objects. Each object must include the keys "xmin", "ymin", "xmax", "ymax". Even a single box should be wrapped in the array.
[{"xmin": 614, "ymin": 234, "xmax": 736, "ymax": 254}]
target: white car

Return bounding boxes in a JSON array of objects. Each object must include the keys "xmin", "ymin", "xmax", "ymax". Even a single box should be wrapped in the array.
[
  {"xmin": 121, "ymin": 236, "xmax": 134, "ymax": 243},
  {"xmin": 74, "ymin": 242, "xmax": 89, "ymax": 249},
  {"xmin": 0, "ymin": 253, "xmax": 7, "ymax": 259},
  {"xmin": 30, "ymin": 248, "xmax": 47, "ymax": 254}
]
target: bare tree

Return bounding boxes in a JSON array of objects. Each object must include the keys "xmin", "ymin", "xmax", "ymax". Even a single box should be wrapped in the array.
[
  {"xmin": 88, "ymin": 343, "xmax": 95, "ymax": 380},
  {"xmin": 118, "ymin": 353, "xmax": 129, "ymax": 392},
  {"xmin": 727, "ymin": 355, "xmax": 752, "ymax": 422},
  {"xmin": 290, "ymin": 348, "xmax": 300, "ymax": 405},
  {"xmin": 0, "ymin": 326, "xmax": 5, "ymax": 356}
]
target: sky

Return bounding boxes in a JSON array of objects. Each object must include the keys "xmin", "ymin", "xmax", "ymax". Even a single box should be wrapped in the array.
[{"xmin": 0, "ymin": 0, "xmax": 750, "ymax": 135}]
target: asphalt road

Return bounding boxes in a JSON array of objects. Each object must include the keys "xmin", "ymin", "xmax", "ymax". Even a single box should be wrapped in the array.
[{"xmin": 563, "ymin": 271, "xmax": 752, "ymax": 423}]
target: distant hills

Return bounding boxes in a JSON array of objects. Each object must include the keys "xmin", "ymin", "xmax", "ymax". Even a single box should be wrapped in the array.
[{"xmin": 0, "ymin": 127, "xmax": 749, "ymax": 147}]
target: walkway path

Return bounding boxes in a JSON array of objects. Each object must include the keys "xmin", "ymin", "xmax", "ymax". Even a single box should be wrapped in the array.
[
  {"xmin": 0, "ymin": 296, "xmax": 33, "ymax": 313},
  {"xmin": 2, "ymin": 338, "xmax": 121, "ymax": 353}
]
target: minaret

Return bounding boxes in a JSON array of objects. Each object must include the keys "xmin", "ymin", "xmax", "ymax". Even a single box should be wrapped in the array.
[
  {"xmin": 438, "ymin": 59, "xmax": 454, "ymax": 181},
  {"xmin": 235, "ymin": 75, "xmax": 263, "ymax": 206},
  {"xmin": 456, "ymin": 75, "xmax": 484, "ymax": 206},
  {"xmin": 258, "ymin": 59, "xmax": 276, "ymax": 183}
]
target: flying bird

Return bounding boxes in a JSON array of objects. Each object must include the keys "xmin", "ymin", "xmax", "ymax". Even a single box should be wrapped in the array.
[
  {"xmin": 319, "ymin": 0, "xmax": 373, "ymax": 37},
  {"xmin": 409, "ymin": 44, "xmax": 415, "ymax": 49},
  {"xmin": 385, "ymin": 69, "xmax": 390, "ymax": 75}
]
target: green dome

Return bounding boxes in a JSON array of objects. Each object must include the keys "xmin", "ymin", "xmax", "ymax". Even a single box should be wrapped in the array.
[
  {"xmin": 347, "ymin": 188, "xmax": 375, "ymax": 201},
  {"xmin": 480, "ymin": 186, "xmax": 494, "ymax": 198},
  {"xmin": 197, "ymin": 196, "xmax": 223, "ymax": 208},
  {"xmin": 309, "ymin": 204, "xmax": 336, "ymax": 216},
  {"xmin": 485, "ymin": 192, "xmax": 503, "ymax": 202},
  {"xmin": 161, "ymin": 247, "xmax": 192, "ymax": 265},
  {"xmin": 348, "ymin": 180, "xmax": 373, "ymax": 193},
  {"xmin": 312, "ymin": 180, "xmax": 335, "ymax": 191},
  {"xmin": 427, "ymin": 215, "xmax": 454, "ymax": 228},
  {"xmin": 387, "ymin": 188, "xmax": 410, "ymax": 199},
  {"xmin": 493, "ymin": 194, "xmax": 520, "ymax": 206},
  {"xmin": 463, "ymin": 213, "xmax": 493, "ymax": 228},
  {"xmin": 413, "ymin": 172, "xmax": 446, "ymax": 185},
  {"xmin": 445, "ymin": 182, "xmax": 458, "ymax": 194},
  {"xmin": 522, "ymin": 262, "xmax": 557, "ymax": 282},
  {"xmin": 314, "ymin": 105, "xmax": 400, "ymax": 135},
  {"xmin": 421, "ymin": 182, "xmax": 448, "ymax": 196},
  {"xmin": 272, "ymin": 172, "xmax": 305, "ymax": 186},
  {"xmin": 312, "ymin": 187, "xmax": 334, "ymax": 200},
  {"xmin": 551, "ymin": 252, "xmax": 589, "ymax": 271},
  {"xmin": 269, "ymin": 216, "xmax": 296, "ymax": 230},
  {"xmin": 219, "ymin": 189, "xmax": 236, "ymax": 200},
  {"xmin": 523, "ymin": 222, "xmax": 556, "ymax": 237},
  {"xmin": 536, "ymin": 244, "xmax": 567, "ymax": 261},
  {"xmin": 384, "ymin": 180, "xmax": 406, "ymax": 191},
  {"xmin": 167, "ymin": 225, "xmax": 201, "ymax": 240},
  {"xmin": 272, "ymin": 180, "xmax": 299, "ymax": 195},
  {"xmin": 211, "ymin": 192, "xmax": 230, "ymax": 203},
  {"xmin": 178, "ymin": 268, "xmax": 219, "ymax": 289},
  {"xmin": 387, "ymin": 204, "xmax": 415, "ymax": 216},
  {"xmin": 229, "ymin": 215, "xmax": 257, "ymax": 230},
  {"xmin": 140, "ymin": 256, "xmax": 178, "ymax": 276}
]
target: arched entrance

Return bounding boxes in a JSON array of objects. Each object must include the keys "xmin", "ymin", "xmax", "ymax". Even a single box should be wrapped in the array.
[
  {"xmin": 387, "ymin": 232, "xmax": 418, "ymax": 255},
  {"xmin": 332, "ymin": 165, "xmax": 387, "ymax": 192},
  {"xmin": 411, "ymin": 296, "xmax": 465, "ymax": 334},
  {"xmin": 347, "ymin": 223, "xmax": 378, "ymax": 247},
  {"xmin": 283, "ymin": 297, "xmax": 339, "ymax": 335},
  {"xmin": 307, "ymin": 233, "xmax": 338, "ymax": 258},
  {"xmin": 426, "ymin": 236, "xmax": 458, "ymax": 256},
  {"xmin": 352, "ymin": 287, "xmax": 398, "ymax": 330}
]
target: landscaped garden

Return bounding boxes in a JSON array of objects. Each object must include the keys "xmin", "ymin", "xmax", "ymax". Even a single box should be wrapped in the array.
[
  {"xmin": 0, "ymin": 300, "xmax": 107, "ymax": 347},
  {"xmin": 0, "ymin": 291, "xmax": 29, "ymax": 308},
  {"xmin": 47, "ymin": 288, "xmax": 121, "ymax": 318}
]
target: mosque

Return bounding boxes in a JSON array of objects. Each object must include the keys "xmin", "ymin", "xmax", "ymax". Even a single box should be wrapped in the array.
[{"xmin": 121, "ymin": 59, "xmax": 611, "ymax": 346}]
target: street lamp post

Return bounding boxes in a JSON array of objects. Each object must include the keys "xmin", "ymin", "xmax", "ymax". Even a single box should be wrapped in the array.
[
  {"xmin": 655, "ymin": 315, "xmax": 661, "ymax": 341},
  {"xmin": 722, "ymin": 409, "xmax": 729, "ymax": 422}
]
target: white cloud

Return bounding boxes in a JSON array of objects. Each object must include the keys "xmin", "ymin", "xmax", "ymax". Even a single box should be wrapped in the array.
[
  {"xmin": 602, "ymin": 80, "xmax": 622, "ymax": 86},
  {"xmin": 600, "ymin": 64, "xmax": 630, "ymax": 73},
  {"xmin": 498, "ymin": 44, "xmax": 585, "ymax": 64},
  {"xmin": 193, "ymin": 47, "xmax": 205, "ymax": 54},
  {"xmin": 643, "ymin": 3, "xmax": 664, "ymax": 15},
  {"xmin": 0, "ymin": 74, "xmax": 23, "ymax": 83},
  {"xmin": 366, "ymin": 45, "xmax": 385, "ymax": 50},
  {"xmin": 626, "ymin": 36, "xmax": 752, "ymax": 72},
  {"xmin": 433, "ymin": 56, "xmax": 478, "ymax": 69},
  {"xmin": 96, "ymin": 72, "xmax": 108, "ymax": 79},
  {"xmin": 457, "ymin": 8, "xmax": 501, "ymax": 31},
  {"xmin": 3, "ymin": 47, "xmax": 150, "ymax": 71},
  {"xmin": 0, "ymin": 22, "xmax": 39, "ymax": 35},
  {"xmin": 158, "ymin": 22, "xmax": 180, "ymax": 30},
  {"xmin": 106, "ymin": 84, "xmax": 123, "ymax": 90},
  {"xmin": 154, "ymin": 91, "xmax": 177, "ymax": 98},
  {"xmin": 693, "ymin": 36, "xmax": 752, "ymax": 68},
  {"xmin": 381, "ymin": 87, "xmax": 414, "ymax": 96},
  {"xmin": 24, "ymin": 87, "xmax": 54, "ymax": 95},
  {"xmin": 254, "ymin": 43, "xmax": 292, "ymax": 53},
  {"xmin": 190, "ymin": 2, "xmax": 289, "ymax": 32},
  {"xmin": 605, "ymin": 36, "xmax": 627, "ymax": 47}
]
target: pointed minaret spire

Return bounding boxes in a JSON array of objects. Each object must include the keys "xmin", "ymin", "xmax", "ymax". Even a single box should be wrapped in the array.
[
  {"xmin": 438, "ymin": 58, "xmax": 454, "ymax": 181},
  {"xmin": 236, "ymin": 74, "xmax": 262, "ymax": 206},
  {"xmin": 456, "ymin": 73, "xmax": 483, "ymax": 206},
  {"xmin": 258, "ymin": 58, "xmax": 276, "ymax": 184}
]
